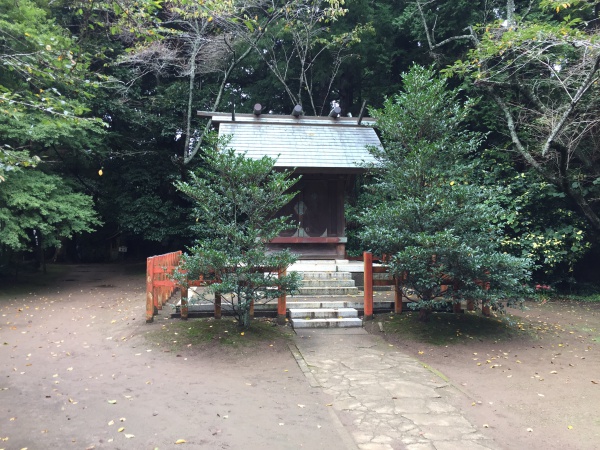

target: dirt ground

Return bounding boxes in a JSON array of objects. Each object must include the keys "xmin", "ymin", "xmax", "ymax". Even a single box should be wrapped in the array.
[
  {"xmin": 1, "ymin": 263, "xmax": 599, "ymax": 450},
  {"xmin": 0, "ymin": 264, "xmax": 349, "ymax": 450},
  {"xmin": 375, "ymin": 299, "xmax": 600, "ymax": 449}
]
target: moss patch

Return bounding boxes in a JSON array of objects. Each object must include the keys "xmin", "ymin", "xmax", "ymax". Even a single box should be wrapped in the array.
[
  {"xmin": 372, "ymin": 310, "xmax": 534, "ymax": 346},
  {"xmin": 145, "ymin": 317, "xmax": 294, "ymax": 352}
]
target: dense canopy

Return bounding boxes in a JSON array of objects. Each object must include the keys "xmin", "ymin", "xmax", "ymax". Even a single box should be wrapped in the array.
[{"xmin": 1, "ymin": 0, "xmax": 599, "ymax": 288}]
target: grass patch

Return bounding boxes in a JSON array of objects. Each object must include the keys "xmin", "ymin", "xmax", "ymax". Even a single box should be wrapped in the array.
[
  {"xmin": 376, "ymin": 311, "xmax": 532, "ymax": 346},
  {"xmin": 555, "ymin": 293, "xmax": 600, "ymax": 303},
  {"xmin": 145, "ymin": 317, "xmax": 294, "ymax": 352}
]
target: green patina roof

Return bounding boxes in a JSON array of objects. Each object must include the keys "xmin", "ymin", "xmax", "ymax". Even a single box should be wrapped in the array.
[{"xmin": 199, "ymin": 112, "xmax": 381, "ymax": 172}]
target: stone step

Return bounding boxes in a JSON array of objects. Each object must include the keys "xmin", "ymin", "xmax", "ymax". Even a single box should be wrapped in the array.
[
  {"xmin": 300, "ymin": 279, "xmax": 356, "ymax": 287},
  {"xmin": 298, "ymin": 286, "xmax": 359, "ymax": 296},
  {"xmin": 297, "ymin": 271, "xmax": 353, "ymax": 280},
  {"xmin": 289, "ymin": 262, "xmax": 338, "ymax": 272},
  {"xmin": 291, "ymin": 318, "xmax": 363, "ymax": 329},
  {"xmin": 289, "ymin": 308, "xmax": 358, "ymax": 319}
]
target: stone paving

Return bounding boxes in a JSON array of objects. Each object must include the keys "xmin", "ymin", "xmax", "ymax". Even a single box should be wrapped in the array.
[{"xmin": 291, "ymin": 328, "xmax": 499, "ymax": 450}]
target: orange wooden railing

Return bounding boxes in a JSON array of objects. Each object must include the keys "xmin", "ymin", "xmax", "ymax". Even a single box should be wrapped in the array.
[
  {"xmin": 362, "ymin": 251, "xmax": 487, "ymax": 317},
  {"xmin": 146, "ymin": 251, "xmax": 182, "ymax": 322},
  {"xmin": 146, "ymin": 252, "xmax": 288, "ymax": 324}
]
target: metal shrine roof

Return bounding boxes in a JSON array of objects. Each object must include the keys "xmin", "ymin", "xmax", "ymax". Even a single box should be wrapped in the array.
[{"xmin": 197, "ymin": 111, "xmax": 381, "ymax": 173}]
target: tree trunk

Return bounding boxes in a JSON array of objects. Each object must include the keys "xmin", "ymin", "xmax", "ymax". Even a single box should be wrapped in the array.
[{"xmin": 418, "ymin": 307, "xmax": 431, "ymax": 322}]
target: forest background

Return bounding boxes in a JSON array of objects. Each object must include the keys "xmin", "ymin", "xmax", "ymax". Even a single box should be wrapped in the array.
[{"xmin": 2, "ymin": 0, "xmax": 600, "ymax": 291}]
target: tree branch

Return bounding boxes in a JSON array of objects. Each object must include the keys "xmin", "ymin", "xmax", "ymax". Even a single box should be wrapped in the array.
[
  {"xmin": 541, "ymin": 52, "xmax": 600, "ymax": 156},
  {"xmin": 488, "ymin": 85, "xmax": 557, "ymax": 183}
]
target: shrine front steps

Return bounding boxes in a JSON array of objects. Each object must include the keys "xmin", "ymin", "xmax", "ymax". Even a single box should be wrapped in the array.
[
  {"xmin": 296, "ymin": 271, "xmax": 359, "ymax": 296},
  {"xmin": 289, "ymin": 307, "xmax": 362, "ymax": 329}
]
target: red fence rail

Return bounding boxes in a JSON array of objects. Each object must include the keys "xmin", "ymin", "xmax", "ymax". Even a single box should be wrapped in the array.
[
  {"xmin": 146, "ymin": 251, "xmax": 182, "ymax": 323},
  {"xmin": 362, "ymin": 251, "xmax": 486, "ymax": 317},
  {"xmin": 146, "ymin": 252, "xmax": 289, "ymax": 324}
]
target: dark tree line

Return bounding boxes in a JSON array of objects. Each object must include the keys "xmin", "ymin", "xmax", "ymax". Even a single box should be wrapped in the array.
[{"xmin": 2, "ymin": 0, "xmax": 599, "ymax": 287}]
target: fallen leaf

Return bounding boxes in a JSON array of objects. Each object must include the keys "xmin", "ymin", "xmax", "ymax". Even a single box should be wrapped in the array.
[
  {"xmin": 118, "ymin": 427, "xmax": 125, "ymax": 432},
  {"xmin": 119, "ymin": 417, "xmax": 126, "ymax": 422},
  {"xmin": 108, "ymin": 400, "xmax": 117, "ymax": 404},
  {"xmin": 527, "ymin": 428, "xmax": 533, "ymax": 432},
  {"xmin": 175, "ymin": 439, "xmax": 186, "ymax": 444},
  {"xmin": 124, "ymin": 434, "xmax": 134, "ymax": 439},
  {"xmin": 297, "ymin": 404, "xmax": 305, "ymax": 408},
  {"xmin": 108, "ymin": 420, "xmax": 114, "ymax": 426},
  {"xmin": 567, "ymin": 425, "xmax": 573, "ymax": 430}
]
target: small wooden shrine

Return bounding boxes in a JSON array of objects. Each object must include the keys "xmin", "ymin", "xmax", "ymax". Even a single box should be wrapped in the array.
[{"xmin": 198, "ymin": 105, "xmax": 382, "ymax": 259}]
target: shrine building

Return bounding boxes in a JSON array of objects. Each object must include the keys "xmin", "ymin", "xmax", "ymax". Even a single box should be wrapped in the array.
[{"xmin": 198, "ymin": 105, "xmax": 382, "ymax": 260}]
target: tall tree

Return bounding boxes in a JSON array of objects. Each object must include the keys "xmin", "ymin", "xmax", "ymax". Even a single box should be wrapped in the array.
[
  {"xmin": 359, "ymin": 65, "xmax": 532, "ymax": 320},
  {"xmin": 412, "ymin": 0, "xmax": 600, "ymax": 238},
  {"xmin": 173, "ymin": 141, "xmax": 301, "ymax": 328},
  {"xmin": 0, "ymin": 0, "xmax": 104, "ymax": 266}
]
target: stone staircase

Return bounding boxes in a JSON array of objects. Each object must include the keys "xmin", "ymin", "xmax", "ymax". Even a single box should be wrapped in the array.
[
  {"xmin": 296, "ymin": 270, "xmax": 359, "ymax": 296},
  {"xmin": 289, "ymin": 261, "xmax": 362, "ymax": 328},
  {"xmin": 289, "ymin": 307, "xmax": 362, "ymax": 329}
]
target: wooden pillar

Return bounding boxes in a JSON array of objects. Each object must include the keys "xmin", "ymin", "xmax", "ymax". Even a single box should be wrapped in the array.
[
  {"xmin": 467, "ymin": 299, "xmax": 474, "ymax": 311},
  {"xmin": 394, "ymin": 275, "xmax": 402, "ymax": 314},
  {"xmin": 277, "ymin": 269, "xmax": 287, "ymax": 325},
  {"xmin": 180, "ymin": 286, "xmax": 189, "ymax": 320},
  {"xmin": 146, "ymin": 257, "xmax": 154, "ymax": 323},
  {"xmin": 249, "ymin": 300, "xmax": 255, "ymax": 319},
  {"xmin": 453, "ymin": 281, "xmax": 462, "ymax": 313},
  {"xmin": 482, "ymin": 281, "xmax": 491, "ymax": 317},
  {"xmin": 214, "ymin": 293, "xmax": 222, "ymax": 319},
  {"xmin": 482, "ymin": 301, "xmax": 491, "ymax": 317},
  {"xmin": 152, "ymin": 258, "xmax": 159, "ymax": 314},
  {"xmin": 363, "ymin": 252, "xmax": 373, "ymax": 320}
]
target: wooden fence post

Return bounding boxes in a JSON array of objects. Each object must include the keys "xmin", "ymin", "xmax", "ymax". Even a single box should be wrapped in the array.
[
  {"xmin": 482, "ymin": 281, "xmax": 491, "ymax": 317},
  {"xmin": 277, "ymin": 268, "xmax": 287, "ymax": 325},
  {"xmin": 394, "ymin": 275, "xmax": 402, "ymax": 314},
  {"xmin": 214, "ymin": 293, "xmax": 222, "ymax": 319},
  {"xmin": 363, "ymin": 252, "xmax": 373, "ymax": 321},
  {"xmin": 453, "ymin": 281, "xmax": 462, "ymax": 313},
  {"xmin": 146, "ymin": 257, "xmax": 154, "ymax": 323},
  {"xmin": 180, "ymin": 287, "xmax": 189, "ymax": 320}
]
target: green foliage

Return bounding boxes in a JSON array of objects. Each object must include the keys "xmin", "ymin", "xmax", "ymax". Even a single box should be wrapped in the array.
[
  {"xmin": 441, "ymin": 2, "xmax": 600, "ymax": 241},
  {"xmin": 0, "ymin": 0, "xmax": 108, "ymax": 262},
  {"xmin": 173, "ymin": 140, "xmax": 301, "ymax": 328},
  {"xmin": 359, "ymin": 65, "xmax": 533, "ymax": 318},
  {"xmin": 0, "ymin": 169, "xmax": 101, "ymax": 252},
  {"xmin": 0, "ymin": 148, "xmax": 41, "ymax": 182},
  {"xmin": 477, "ymin": 154, "xmax": 591, "ymax": 276},
  {"xmin": 0, "ymin": 0, "xmax": 106, "ymax": 135}
]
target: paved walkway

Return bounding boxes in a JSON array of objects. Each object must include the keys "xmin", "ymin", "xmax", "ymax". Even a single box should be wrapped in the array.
[{"xmin": 290, "ymin": 328, "xmax": 499, "ymax": 450}]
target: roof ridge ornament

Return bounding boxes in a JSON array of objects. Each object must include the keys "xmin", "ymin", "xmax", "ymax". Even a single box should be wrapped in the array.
[
  {"xmin": 328, "ymin": 106, "xmax": 341, "ymax": 118},
  {"xmin": 291, "ymin": 105, "xmax": 303, "ymax": 117}
]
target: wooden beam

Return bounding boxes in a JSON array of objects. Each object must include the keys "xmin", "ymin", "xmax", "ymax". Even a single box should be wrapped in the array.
[{"xmin": 363, "ymin": 252, "xmax": 373, "ymax": 320}]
